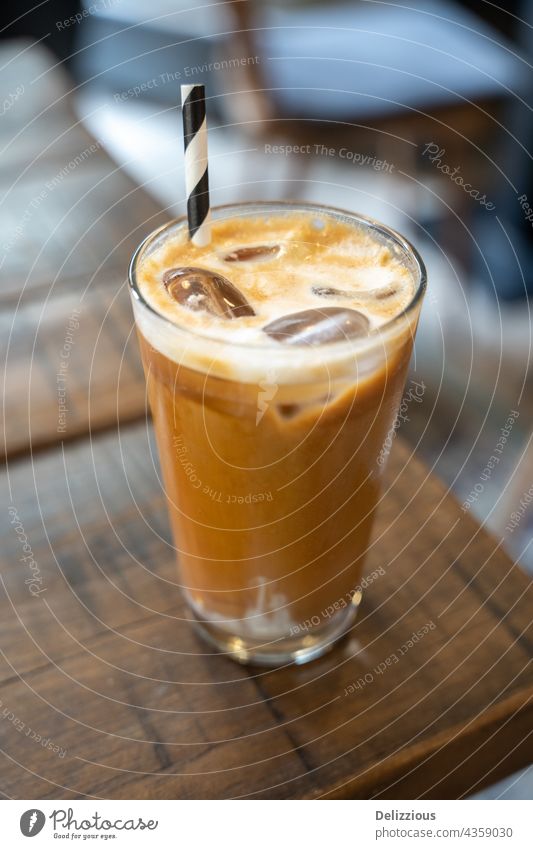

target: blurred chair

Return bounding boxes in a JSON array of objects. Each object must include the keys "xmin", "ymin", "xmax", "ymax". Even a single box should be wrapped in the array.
[{"xmin": 0, "ymin": 0, "xmax": 82, "ymax": 65}]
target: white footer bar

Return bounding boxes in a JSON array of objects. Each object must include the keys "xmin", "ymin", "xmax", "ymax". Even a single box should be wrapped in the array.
[{"xmin": 4, "ymin": 799, "xmax": 531, "ymax": 848}]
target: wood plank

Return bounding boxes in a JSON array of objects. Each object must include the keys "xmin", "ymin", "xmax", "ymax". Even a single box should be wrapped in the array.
[
  {"xmin": 0, "ymin": 427, "xmax": 531, "ymax": 799},
  {"xmin": 0, "ymin": 157, "xmax": 167, "ymax": 302},
  {"xmin": 1, "ymin": 280, "xmax": 148, "ymax": 459}
]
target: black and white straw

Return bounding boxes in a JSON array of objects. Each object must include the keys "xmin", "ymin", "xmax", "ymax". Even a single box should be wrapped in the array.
[{"xmin": 181, "ymin": 84, "xmax": 211, "ymax": 246}]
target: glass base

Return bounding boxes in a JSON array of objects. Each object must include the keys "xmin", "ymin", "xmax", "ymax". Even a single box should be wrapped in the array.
[{"xmin": 189, "ymin": 598, "xmax": 360, "ymax": 667}]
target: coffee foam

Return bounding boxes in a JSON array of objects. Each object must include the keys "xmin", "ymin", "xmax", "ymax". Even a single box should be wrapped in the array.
[{"xmin": 133, "ymin": 212, "xmax": 418, "ymax": 384}]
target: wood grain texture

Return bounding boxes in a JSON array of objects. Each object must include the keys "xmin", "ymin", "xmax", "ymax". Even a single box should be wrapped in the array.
[
  {"xmin": 0, "ymin": 157, "xmax": 167, "ymax": 303},
  {"xmin": 1, "ymin": 427, "xmax": 531, "ymax": 799},
  {"xmin": 1, "ymin": 280, "xmax": 149, "ymax": 459}
]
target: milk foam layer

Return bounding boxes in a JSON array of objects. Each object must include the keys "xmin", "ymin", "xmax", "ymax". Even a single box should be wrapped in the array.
[{"xmin": 133, "ymin": 210, "xmax": 419, "ymax": 384}]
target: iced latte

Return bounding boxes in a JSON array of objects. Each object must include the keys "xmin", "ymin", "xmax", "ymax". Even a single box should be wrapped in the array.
[{"xmin": 129, "ymin": 203, "xmax": 426, "ymax": 665}]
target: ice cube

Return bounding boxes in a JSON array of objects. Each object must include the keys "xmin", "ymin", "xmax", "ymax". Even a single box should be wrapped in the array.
[
  {"xmin": 223, "ymin": 245, "xmax": 280, "ymax": 262},
  {"xmin": 312, "ymin": 284, "xmax": 398, "ymax": 302},
  {"xmin": 277, "ymin": 403, "xmax": 301, "ymax": 419},
  {"xmin": 163, "ymin": 267, "xmax": 255, "ymax": 318},
  {"xmin": 374, "ymin": 285, "xmax": 399, "ymax": 300},
  {"xmin": 312, "ymin": 286, "xmax": 351, "ymax": 299},
  {"xmin": 263, "ymin": 307, "xmax": 369, "ymax": 345}
]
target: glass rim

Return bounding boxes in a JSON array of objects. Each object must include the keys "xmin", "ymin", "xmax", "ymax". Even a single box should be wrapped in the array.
[{"xmin": 128, "ymin": 200, "xmax": 427, "ymax": 351}]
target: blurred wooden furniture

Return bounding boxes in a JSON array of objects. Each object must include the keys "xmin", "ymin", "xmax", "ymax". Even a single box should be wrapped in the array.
[
  {"xmin": 0, "ymin": 41, "xmax": 167, "ymax": 460},
  {"xmin": 0, "ymin": 42, "xmax": 531, "ymax": 800},
  {"xmin": 223, "ymin": 1, "xmax": 514, "ymax": 153}
]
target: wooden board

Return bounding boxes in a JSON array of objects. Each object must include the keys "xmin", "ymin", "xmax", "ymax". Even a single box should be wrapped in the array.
[
  {"xmin": 1, "ymin": 280, "xmax": 147, "ymax": 458},
  {"xmin": 0, "ymin": 159, "xmax": 167, "ymax": 301},
  {"xmin": 1, "ymin": 427, "xmax": 531, "ymax": 799}
]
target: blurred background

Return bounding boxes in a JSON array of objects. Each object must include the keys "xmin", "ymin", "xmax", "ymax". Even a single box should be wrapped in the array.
[{"xmin": 1, "ymin": 0, "xmax": 531, "ymax": 798}]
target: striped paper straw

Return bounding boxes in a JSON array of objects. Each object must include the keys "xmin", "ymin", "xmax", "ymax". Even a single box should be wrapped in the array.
[{"xmin": 181, "ymin": 84, "xmax": 211, "ymax": 246}]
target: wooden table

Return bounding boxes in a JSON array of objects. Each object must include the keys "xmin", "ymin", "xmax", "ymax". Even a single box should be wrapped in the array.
[{"xmin": 1, "ymin": 42, "xmax": 532, "ymax": 800}]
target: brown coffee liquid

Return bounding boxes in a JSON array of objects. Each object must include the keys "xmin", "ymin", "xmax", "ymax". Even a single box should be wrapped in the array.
[{"xmin": 135, "ymin": 211, "xmax": 417, "ymax": 639}]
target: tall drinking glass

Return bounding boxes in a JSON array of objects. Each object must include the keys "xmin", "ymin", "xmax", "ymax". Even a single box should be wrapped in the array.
[{"xmin": 129, "ymin": 202, "xmax": 426, "ymax": 665}]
